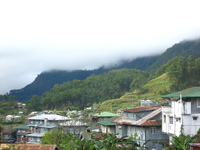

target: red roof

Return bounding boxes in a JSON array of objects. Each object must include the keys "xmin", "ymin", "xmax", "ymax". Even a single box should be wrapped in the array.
[
  {"xmin": 122, "ymin": 105, "xmax": 159, "ymax": 112},
  {"xmin": 0, "ymin": 144, "xmax": 58, "ymax": 150},
  {"xmin": 115, "ymin": 107, "xmax": 162, "ymax": 126},
  {"xmin": 139, "ymin": 120, "xmax": 162, "ymax": 126}
]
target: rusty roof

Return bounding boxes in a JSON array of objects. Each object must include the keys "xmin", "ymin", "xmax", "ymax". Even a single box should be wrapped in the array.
[
  {"xmin": 138, "ymin": 120, "xmax": 162, "ymax": 126},
  {"xmin": 0, "ymin": 144, "xmax": 58, "ymax": 150},
  {"xmin": 1, "ymin": 127, "xmax": 13, "ymax": 134},
  {"xmin": 115, "ymin": 107, "xmax": 162, "ymax": 126},
  {"xmin": 122, "ymin": 105, "xmax": 159, "ymax": 112}
]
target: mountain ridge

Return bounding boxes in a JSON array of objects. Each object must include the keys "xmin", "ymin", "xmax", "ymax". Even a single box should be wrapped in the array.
[{"xmin": 8, "ymin": 38, "xmax": 200, "ymax": 101}]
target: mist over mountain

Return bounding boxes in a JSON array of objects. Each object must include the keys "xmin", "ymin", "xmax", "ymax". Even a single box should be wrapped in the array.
[
  {"xmin": 8, "ymin": 55, "xmax": 159, "ymax": 101},
  {"xmin": 8, "ymin": 38, "xmax": 200, "ymax": 101}
]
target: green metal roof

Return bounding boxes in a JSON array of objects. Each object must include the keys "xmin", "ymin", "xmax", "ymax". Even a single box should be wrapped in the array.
[
  {"xmin": 13, "ymin": 125, "xmax": 30, "ymax": 130},
  {"xmin": 93, "ymin": 111, "xmax": 120, "ymax": 117},
  {"xmin": 97, "ymin": 116, "xmax": 120, "ymax": 126},
  {"xmin": 162, "ymin": 87, "xmax": 200, "ymax": 99}
]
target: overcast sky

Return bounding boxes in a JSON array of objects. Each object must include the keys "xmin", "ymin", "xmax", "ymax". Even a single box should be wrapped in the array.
[{"xmin": 1, "ymin": 0, "xmax": 200, "ymax": 94}]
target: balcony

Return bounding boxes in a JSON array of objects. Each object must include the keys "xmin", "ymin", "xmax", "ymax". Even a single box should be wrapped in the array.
[{"xmin": 162, "ymin": 106, "xmax": 172, "ymax": 114}]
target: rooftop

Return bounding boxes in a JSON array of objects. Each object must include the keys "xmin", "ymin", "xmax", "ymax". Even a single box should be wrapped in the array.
[
  {"xmin": 28, "ymin": 114, "xmax": 70, "ymax": 121},
  {"xmin": 97, "ymin": 116, "xmax": 121, "ymax": 126},
  {"xmin": 122, "ymin": 105, "xmax": 159, "ymax": 112},
  {"xmin": 26, "ymin": 133, "xmax": 45, "ymax": 137},
  {"xmin": 114, "ymin": 107, "xmax": 162, "ymax": 126},
  {"xmin": 0, "ymin": 144, "xmax": 58, "ymax": 150},
  {"xmin": 162, "ymin": 87, "xmax": 200, "ymax": 99},
  {"xmin": 93, "ymin": 111, "xmax": 120, "ymax": 117},
  {"xmin": 13, "ymin": 125, "xmax": 30, "ymax": 130}
]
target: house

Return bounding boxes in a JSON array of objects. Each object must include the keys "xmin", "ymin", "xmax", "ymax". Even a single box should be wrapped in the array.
[
  {"xmin": 93, "ymin": 104, "xmax": 99, "ymax": 109},
  {"xmin": 189, "ymin": 143, "xmax": 200, "ymax": 150},
  {"xmin": 1, "ymin": 127, "xmax": 15, "ymax": 141},
  {"xmin": 60, "ymin": 119, "xmax": 89, "ymax": 134},
  {"xmin": 13, "ymin": 125, "xmax": 30, "ymax": 143},
  {"xmin": 26, "ymin": 114, "xmax": 70, "ymax": 144},
  {"xmin": 97, "ymin": 116, "xmax": 120, "ymax": 134},
  {"xmin": 162, "ymin": 87, "xmax": 200, "ymax": 142},
  {"xmin": 114, "ymin": 105, "xmax": 169, "ymax": 150},
  {"xmin": 0, "ymin": 144, "xmax": 58, "ymax": 150},
  {"xmin": 90, "ymin": 111, "xmax": 120, "ymax": 131},
  {"xmin": 5, "ymin": 115, "xmax": 13, "ymax": 121},
  {"xmin": 140, "ymin": 100, "xmax": 154, "ymax": 106},
  {"xmin": 18, "ymin": 103, "xmax": 26, "ymax": 109}
]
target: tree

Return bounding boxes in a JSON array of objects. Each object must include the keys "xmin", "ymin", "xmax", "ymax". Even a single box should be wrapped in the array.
[{"xmin": 26, "ymin": 95, "xmax": 42, "ymax": 111}]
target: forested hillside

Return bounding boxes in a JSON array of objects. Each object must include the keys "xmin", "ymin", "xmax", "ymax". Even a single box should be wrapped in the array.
[
  {"xmin": 26, "ymin": 69, "xmax": 149, "ymax": 110},
  {"xmin": 6, "ymin": 38, "xmax": 200, "ymax": 113},
  {"xmin": 9, "ymin": 68, "xmax": 110, "ymax": 101},
  {"xmin": 8, "ymin": 56, "xmax": 158, "ymax": 101},
  {"xmin": 25, "ymin": 55, "xmax": 200, "ymax": 112},
  {"xmin": 147, "ymin": 39, "xmax": 200, "ymax": 72},
  {"xmin": 99, "ymin": 56, "xmax": 200, "ymax": 112}
]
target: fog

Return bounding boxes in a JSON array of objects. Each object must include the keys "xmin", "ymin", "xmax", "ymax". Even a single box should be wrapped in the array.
[{"xmin": 1, "ymin": 0, "xmax": 200, "ymax": 94}]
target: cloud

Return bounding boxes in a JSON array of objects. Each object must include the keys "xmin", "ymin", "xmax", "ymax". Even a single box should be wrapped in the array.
[{"xmin": 1, "ymin": 0, "xmax": 200, "ymax": 94}]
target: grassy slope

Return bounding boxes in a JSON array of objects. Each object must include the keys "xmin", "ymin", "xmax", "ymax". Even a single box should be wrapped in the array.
[{"xmin": 99, "ymin": 73, "xmax": 173, "ymax": 113}]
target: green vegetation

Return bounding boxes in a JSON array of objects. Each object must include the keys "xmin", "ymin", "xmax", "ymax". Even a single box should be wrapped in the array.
[
  {"xmin": 0, "ymin": 95, "xmax": 18, "ymax": 115},
  {"xmin": 99, "ymin": 73, "xmax": 172, "ymax": 112},
  {"xmin": 26, "ymin": 69, "xmax": 149, "ymax": 111},
  {"xmin": 23, "ymin": 55, "xmax": 200, "ymax": 113},
  {"xmin": 41, "ymin": 127, "xmax": 148, "ymax": 150},
  {"xmin": 89, "ymin": 56, "xmax": 200, "ymax": 112},
  {"xmin": 2, "ymin": 55, "xmax": 200, "ymax": 114}
]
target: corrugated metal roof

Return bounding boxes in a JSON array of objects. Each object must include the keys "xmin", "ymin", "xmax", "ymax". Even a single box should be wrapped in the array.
[
  {"xmin": 162, "ymin": 87, "xmax": 200, "ymax": 99},
  {"xmin": 136, "ymin": 108, "xmax": 161, "ymax": 126},
  {"xmin": 114, "ymin": 107, "xmax": 162, "ymax": 126},
  {"xmin": 122, "ymin": 105, "xmax": 159, "ymax": 112},
  {"xmin": 28, "ymin": 114, "xmax": 70, "ymax": 120},
  {"xmin": 26, "ymin": 133, "xmax": 44, "ymax": 137},
  {"xmin": 13, "ymin": 125, "xmax": 30, "ymax": 130},
  {"xmin": 97, "ymin": 116, "xmax": 121, "ymax": 126},
  {"xmin": 140, "ymin": 120, "xmax": 162, "ymax": 126},
  {"xmin": 0, "ymin": 144, "xmax": 58, "ymax": 150},
  {"xmin": 93, "ymin": 112, "xmax": 120, "ymax": 117}
]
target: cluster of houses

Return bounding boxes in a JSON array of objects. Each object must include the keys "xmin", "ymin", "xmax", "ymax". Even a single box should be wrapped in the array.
[{"xmin": 2, "ymin": 87, "xmax": 200, "ymax": 150}]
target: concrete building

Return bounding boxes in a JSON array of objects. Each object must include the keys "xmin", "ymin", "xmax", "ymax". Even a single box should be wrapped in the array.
[
  {"xmin": 162, "ymin": 87, "xmax": 200, "ymax": 142},
  {"xmin": 26, "ymin": 114, "xmax": 70, "ymax": 144},
  {"xmin": 114, "ymin": 106, "xmax": 169, "ymax": 150}
]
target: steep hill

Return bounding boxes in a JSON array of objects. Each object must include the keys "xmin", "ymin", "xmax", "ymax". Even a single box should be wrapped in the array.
[
  {"xmin": 8, "ymin": 38, "xmax": 200, "ymax": 102},
  {"xmin": 8, "ymin": 56, "xmax": 158, "ymax": 101},
  {"xmin": 99, "ymin": 72, "xmax": 173, "ymax": 112},
  {"xmin": 24, "ymin": 56, "xmax": 200, "ymax": 112},
  {"xmin": 9, "ymin": 68, "xmax": 109, "ymax": 101},
  {"xmin": 147, "ymin": 38, "xmax": 200, "ymax": 72}
]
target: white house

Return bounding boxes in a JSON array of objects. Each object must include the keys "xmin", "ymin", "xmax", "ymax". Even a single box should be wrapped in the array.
[
  {"xmin": 60, "ymin": 119, "xmax": 89, "ymax": 134},
  {"xmin": 162, "ymin": 87, "xmax": 200, "ymax": 142},
  {"xmin": 25, "ymin": 114, "xmax": 70, "ymax": 144}
]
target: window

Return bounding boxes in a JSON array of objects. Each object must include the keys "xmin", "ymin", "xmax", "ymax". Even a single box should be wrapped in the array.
[
  {"xmin": 131, "ymin": 113, "xmax": 134, "ymax": 118},
  {"xmin": 125, "ymin": 113, "xmax": 128, "ymax": 118},
  {"xmin": 150, "ymin": 127, "xmax": 156, "ymax": 134},
  {"xmin": 164, "ymin": 115, "xmax": 166, "ymax": 123},
  {"xmin": 37, "ymin": 137, "xmax": 40, "ymax": 142},
  {"xmin": 193, "ymin": 116, "xmax": 198, "ymax": 120},
  {"xmin": 197, "ymin": 99, "xmax": 200, "ymax": 108},
  {"xmin": 30, "ymin": 137, "xmax": 33, "ymax": 141},
  {"xmin": 169, "ymin": 117, "xmax": 173, "ymax": 124}
]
